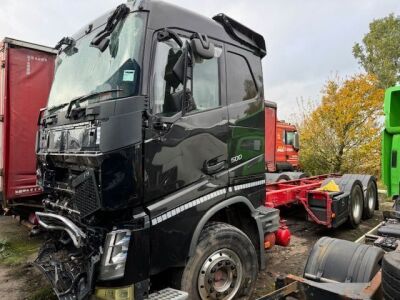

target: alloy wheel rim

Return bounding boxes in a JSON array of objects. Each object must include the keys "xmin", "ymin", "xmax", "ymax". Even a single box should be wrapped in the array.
[
  {"xmin": 353, "ymin": 190, "xmax": 362, "ymax": 221},
  {"xmin": 368, "ymin": 188, "xmax": 376, "ymax": 211},
  {"xmin": 198, "ymin": 249, "xmax": 243, "ymax": 300}
]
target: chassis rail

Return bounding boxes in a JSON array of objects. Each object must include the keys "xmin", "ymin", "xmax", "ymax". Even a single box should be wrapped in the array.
[{"xmin": 265, "ymin": 174, "xmax": 371, "ymax": 228}]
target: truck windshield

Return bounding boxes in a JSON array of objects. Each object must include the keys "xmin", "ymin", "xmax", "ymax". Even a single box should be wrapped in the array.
[{"xmin": 47, "ymin": 12, "xmax": 145, "ymax": 112}]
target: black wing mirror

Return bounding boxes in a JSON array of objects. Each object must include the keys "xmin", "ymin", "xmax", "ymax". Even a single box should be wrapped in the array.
[{"xmin": 191, "ymin": 33, "xmax": 215, "ymax": 60}]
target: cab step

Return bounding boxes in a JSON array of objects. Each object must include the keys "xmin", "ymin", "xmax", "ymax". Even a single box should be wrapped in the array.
[{"xmin": 148, "ymin": 288, "xmax": 188, "ymax": 300}]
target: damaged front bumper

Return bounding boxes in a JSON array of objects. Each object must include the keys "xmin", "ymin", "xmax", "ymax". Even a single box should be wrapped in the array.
[{"xmin": 34, "ymin": 212, "xmax": 101, "ymax": 300}]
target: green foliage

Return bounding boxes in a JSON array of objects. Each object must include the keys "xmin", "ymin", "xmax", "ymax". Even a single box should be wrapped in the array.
[
  {"xmin": 353, "ymin": 14, "xmax": 400, "ymax": 89},
  {"xmin": 299, "ymin": 74, "xmax": 384, "ymax": 176}
]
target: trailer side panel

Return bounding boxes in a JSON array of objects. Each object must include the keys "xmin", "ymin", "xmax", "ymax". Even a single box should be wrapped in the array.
[
  {"xmin": 4, "ymin": 44, "xmax": 55, "ymax": 202},
  {"xmin": 0, "ymin": 42, "xmax": 6, "ymax": 205}
]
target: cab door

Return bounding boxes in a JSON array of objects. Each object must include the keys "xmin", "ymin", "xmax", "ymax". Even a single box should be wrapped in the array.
[
  {"xmin": 225, "ymin": 47, "xmax": 265, "ymax": 181},
  {"xmin": 144, "ymin": 34, "xmax": 229, "ymax": 205}
]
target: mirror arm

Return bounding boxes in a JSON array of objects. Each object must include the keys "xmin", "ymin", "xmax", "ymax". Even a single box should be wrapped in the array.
[
  {"xmin": 157, "ymin": 28, "xmax": 183, "ymax": 48},
  {"xmin": 181, "ymin": 42, "xmax": 194, "ymax": 116},
  {"xmin": 160, "ymin": 112, "xmax": 183, "ymax": 124}
]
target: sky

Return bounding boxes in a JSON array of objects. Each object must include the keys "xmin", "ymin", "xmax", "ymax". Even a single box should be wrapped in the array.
[{"xmin": 1, "ymin": 0, "xmax": 399, "ymax": 119}]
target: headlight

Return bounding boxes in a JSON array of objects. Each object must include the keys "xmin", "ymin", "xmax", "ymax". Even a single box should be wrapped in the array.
[{"xmin": 99, "ymin": 229, "xmax": 131, "ymax": 281}]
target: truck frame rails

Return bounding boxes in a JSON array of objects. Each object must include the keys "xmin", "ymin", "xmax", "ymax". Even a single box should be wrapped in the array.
[{"xmin": 265, "ymin": 174, "xmax": 377, "ymax": 228}]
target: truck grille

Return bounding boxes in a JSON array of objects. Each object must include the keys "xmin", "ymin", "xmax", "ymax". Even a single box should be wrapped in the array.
[{"xmin": 72, "ymin": 170, "xmax": 101, "ymax": 218}]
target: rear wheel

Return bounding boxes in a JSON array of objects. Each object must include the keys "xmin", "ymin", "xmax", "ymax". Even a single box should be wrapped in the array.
[
  {"xmin": 363, "ymin": 180, "xmax": 377, "ymax": 219},
  {"xmin": 347, "ymin": 184, "xmax": 363, "ymax": 228},
  {"xmin": 180, "ymin": 222, "xmax": 258, "ymax": 300}
]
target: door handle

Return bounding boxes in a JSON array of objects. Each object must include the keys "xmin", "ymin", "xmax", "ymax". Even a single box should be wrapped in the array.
[{"xmin": 204, "ymin": 160, "xmax": 225, "ymax": 175}]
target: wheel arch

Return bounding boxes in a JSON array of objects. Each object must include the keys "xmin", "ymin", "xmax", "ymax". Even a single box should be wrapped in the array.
[{"xmin": 188, "ymin": 196, "xmax": 267, "ymax": 269}]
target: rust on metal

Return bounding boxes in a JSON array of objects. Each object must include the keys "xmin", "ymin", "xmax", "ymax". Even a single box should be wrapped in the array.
[
  {"xmin": 362, "ymin": 271, "xmax": 381, "ymax": 297},
  {"xmin": 256, "ymin": 281, "xmax": 299, "ymax": 300}
]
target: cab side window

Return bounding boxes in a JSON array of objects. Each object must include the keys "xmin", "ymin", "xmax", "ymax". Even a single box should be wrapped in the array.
[
  {"xmin": 152, "ymin": 40, "xmax": 184, "ymax": 116},
  {"xmin": 192, "ymin": 48, "xmax": 222, "ymax": 112},
  {"xmin": 227, "ymin": 52, "xmax": 258, "ymax": 103},
  {"xmin": 285, "ymin": 131, "xmax": 296, "ymax": 146},
  {"xmin": 152, "ymin": 39, "xmax": 221, "ymax": 116}
]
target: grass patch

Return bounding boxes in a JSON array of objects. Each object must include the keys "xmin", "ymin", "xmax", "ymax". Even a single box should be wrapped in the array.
[
  {"xmin": 29, "ymin": 286, "xmax": 57, "ymax": 300},
  {"xmin": 0, "ymin": 238, "xmax": 41, "ymax": 266},
  {"xmin": 0, "ymin": 224, "xmax": 43, "ymax": 266}
]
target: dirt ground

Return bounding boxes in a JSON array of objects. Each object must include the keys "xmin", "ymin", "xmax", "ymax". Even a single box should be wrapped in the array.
[
  {"xmin": 252, "ymin": 200, "xmax": 392, "ymax": 299},
  {"xmin": 0, "ymin": 216, "xmax": 55, "ymax": 300},
  {"xmin": 0, "ymin": 199, "xmax": 392, "ymax": 300}
]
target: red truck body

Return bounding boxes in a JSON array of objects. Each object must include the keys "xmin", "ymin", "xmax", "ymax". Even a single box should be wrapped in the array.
[
  {"xmin": 0, "ymin": 38, "xmax": 56, "ymax": 209},
  {"xmin": 265, "ymin": 101, "xmax": 299, "ymax": 172}
]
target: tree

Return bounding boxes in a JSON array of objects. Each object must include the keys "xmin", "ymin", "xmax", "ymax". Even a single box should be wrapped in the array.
[
  {"xmin": 299, "ymin": 74, "xmax": 383, "ymax": 176},
  {"xmin": 353, "ymin": 14, "xmax": 400, "ymax": 89}
]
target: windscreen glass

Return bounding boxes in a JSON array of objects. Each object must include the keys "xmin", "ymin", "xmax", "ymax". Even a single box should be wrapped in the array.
[{"xmin": 47, "ymin": 12, "xmax": 145, "ymax": 111}]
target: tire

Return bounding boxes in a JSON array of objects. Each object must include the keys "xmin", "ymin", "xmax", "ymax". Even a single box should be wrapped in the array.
[
  {"xmin": 363, "ymin": 179, "xmax": 377, "ymax": 219},
  {"xmin": 340, "ymin": 174, "xmax": 378, "ymax": 220},
  {"xmin": 382, "ymin": 251, "xmax": 400, "ymax": 300},
  {"xmin": 347, "ymin": 183, "xmax": 364, "ymax": 229},
  {"xmin": 282, "ymin": 172, "xmax": 308, "ymax": 181},
  {"xmin": 382, "ymin": 279, "xmax": 400, "ymax": 300},
  {"xmin": 265, "ymin": 173, "xmax": 291, "ymax": 183},
  {"xmin": 180, "ymin": 222, "xmax": 258, "ymax": 300},
  {"xmin": 382, "ymin": 269, "xmax": 400, "ymax": 292},
  {"xmin": 382, "ymin": 251, "xmax": 400, "ymax": 280}
]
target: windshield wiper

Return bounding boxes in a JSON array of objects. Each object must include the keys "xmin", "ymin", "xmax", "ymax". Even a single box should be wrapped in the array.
[
  {"xmin": 55, "ymin": 37, "xmax": 76, "ymax": 51},
  {"xmin": 65, "ymin": 89, "xmax": 123, "ymax": 118},
  {"xmin": 90, "ymin": 4, "xmax": 130, "ymax": 52}
]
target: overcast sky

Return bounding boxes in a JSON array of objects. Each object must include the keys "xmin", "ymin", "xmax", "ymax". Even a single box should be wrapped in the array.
[{"xmin": 1, "ymin": 0, "xmax": 399, "ymax": 119}]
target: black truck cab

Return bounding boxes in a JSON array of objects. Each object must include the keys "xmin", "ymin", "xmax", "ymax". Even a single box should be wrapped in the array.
[{"xmin": 35, "ymin": 1, "xmax": 279, "ymax": 299}]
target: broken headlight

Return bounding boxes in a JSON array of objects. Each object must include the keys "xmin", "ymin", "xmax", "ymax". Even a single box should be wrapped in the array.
[{"xmin": 99, "ymin": 229, "xmax": 131, "ymax": 281}]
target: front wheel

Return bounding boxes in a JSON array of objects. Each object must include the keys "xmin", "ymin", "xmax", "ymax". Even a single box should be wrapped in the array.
[{"xmin": 180, "ymin": 222, "xmax": 258, "ymax": 300}]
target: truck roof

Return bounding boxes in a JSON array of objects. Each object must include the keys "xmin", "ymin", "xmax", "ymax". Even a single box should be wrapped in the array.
[
  {"xmin": 2, "ymin": 37, "xmax": 56, "ymax": 54},
  {"xmin": 145, "ymin": 0, "xmax": 266, "ymax": 57},
  {"xmin": 72, "ymin": 0, "xmax": 267, "ymax": 58}
]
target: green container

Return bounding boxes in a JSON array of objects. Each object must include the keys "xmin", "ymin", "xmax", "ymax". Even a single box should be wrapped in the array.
[
  {"xmin": 384, "ymin": 86, "xmax": 400, "ymax": 134},
  {"xmin": 383, "ymin": 86, "xmax": 400, "ymax": 197}
]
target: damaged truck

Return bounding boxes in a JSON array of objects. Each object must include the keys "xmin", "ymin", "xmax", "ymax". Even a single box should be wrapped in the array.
[{"xmin": 34, "ymin": 1, "xmax": 281, "ymax": 299}]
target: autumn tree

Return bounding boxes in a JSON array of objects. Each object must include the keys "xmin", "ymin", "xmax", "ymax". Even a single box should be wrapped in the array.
[
  {"xmin": 353, "ymin": 14, "xmax": 400, "ymax": 88},
  {"xmin": 299, "ymin": 74, "xmax": 383, "ymax": 176}
]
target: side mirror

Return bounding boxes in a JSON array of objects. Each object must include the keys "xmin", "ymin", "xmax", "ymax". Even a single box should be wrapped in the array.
[
  {"xmin": 293, "ymin": 132, "xmax": 300, "ymax": 151},
  {"xmin": 191, "ymin": 33, "xmax": 215, "ymax": 60}
]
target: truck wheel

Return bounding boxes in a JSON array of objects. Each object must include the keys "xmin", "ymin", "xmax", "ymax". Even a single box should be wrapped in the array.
[
  {"xmin": 347, "ymin": 183, "xmax": 363, "ymax": 229},
  {"xmin": 180, "ymin": 222, "xmax": 258, "ymax": 300},
  {"xmin": 265, "ymin": 173, "xmax": 291, "ymax": 183},
  {"xmin": 363, "ymin": 179, "xmax": 377, "ymax": 219},
  {"xmin": 382, "ymin": 251, "xmax": 400, "ymax": 299}
]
